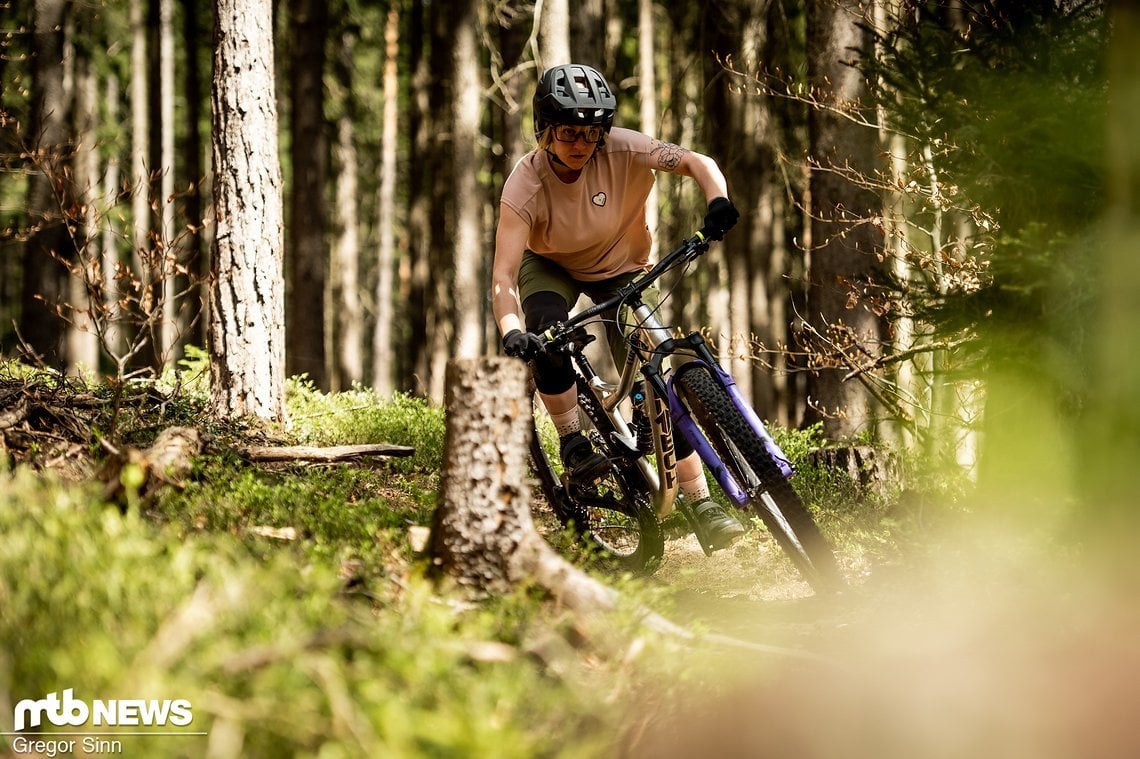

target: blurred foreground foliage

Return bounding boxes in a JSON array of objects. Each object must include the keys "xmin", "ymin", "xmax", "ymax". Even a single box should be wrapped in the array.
[{"xmin": 0, "ymin": 467, "xmax": 625, "ymax": 757}]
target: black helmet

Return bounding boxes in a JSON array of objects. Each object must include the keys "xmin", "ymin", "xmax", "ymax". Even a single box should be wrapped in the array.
[{"xmin": 533, "ymin": 64, "xmax": 616, "ymax": 137}]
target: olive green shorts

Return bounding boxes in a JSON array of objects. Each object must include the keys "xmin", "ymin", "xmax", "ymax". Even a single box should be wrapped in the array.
[{"xmin": 518, "ymin": 251, "xmax": 660, "ymax": 370}]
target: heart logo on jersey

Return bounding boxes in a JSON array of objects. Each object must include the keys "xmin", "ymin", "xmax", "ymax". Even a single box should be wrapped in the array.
[{"xmin": 592, "ymin": 192, "xmax": 607, "ymax": 207}]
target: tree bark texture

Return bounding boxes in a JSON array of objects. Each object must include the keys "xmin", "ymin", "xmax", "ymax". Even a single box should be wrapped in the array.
[
  {"xmin": 129, "ymin": 0, "xmax": 150, "ymax": 279},
  {"xmin": 70, "ymin": 14, "xmax": 100, "ymax": 373},
  {"xmin": 452, "ymin": 0, "xmax": 482, "ymax": 360},
  {"xmin": 158, "ymin": 0, "xmax": 178, "ymax": 365},
  {"xmin": 430, "ymin": 358, "xmax": 630, "ymax": 614},
  {"xmin": 372, "ymin": 5, "xmax": 400, "ymax": 397},
  {"xmin": 208, "ymin": 0, "xmax": 286, "ymax": 422},
  {"xmin": 538, "ymin": 0, "xmax": 571, "ymax": 69},
  {"xmin": 430, "ymin": 358, "xmax": 534, "ymax": 593},
  {"xmin": 804, "ymin": 0, "xmax": 885, "ymax": 439},
  {"xmin": 638, "ymin": 0, "xmax": 658, "ymax": 259}
]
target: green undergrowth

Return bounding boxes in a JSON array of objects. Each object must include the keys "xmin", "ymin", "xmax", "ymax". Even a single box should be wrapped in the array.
[
  {"xmin": 0, "ymin": 371, "xmax": 748, "ymax": 757},
  {"xmin": 0, "ymin": 363, "xmax": 944, "ymax": 757},
  {"xmin": 0, "ymin": 468, "xmax": 702, "ymax": 758},
  {"xmin": 771, "ymin": 423, "xmax": 974, "ymax": 571},
  {"xmin": 286, "ymin": 378, "xmax": 447, "ymax": 472}
]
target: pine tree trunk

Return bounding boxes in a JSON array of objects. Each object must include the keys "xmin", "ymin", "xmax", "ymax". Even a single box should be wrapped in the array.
[
  {"xmin": 331, "ymin": 26, "xmax": 363, "ymax": 391},
  {"xmin": 538, "ymin": 0, "xmax": 570, "ymax": 68},
  {"xmin": 571, "ymin": 0, "xmax": 606, "ymax": 70},
  {"xmin": 180, "ymin": 0, "xmax": 206, "ymax": 350},
  {"xmin": 70, "ymin": 20, "xmax": 100, "ymax": 374},
  {"xmin": 286, "ymin": 0, "xmax": 329, "ymax": 389},
  {"xmin": 372, "ymin": 5, "xmax": 399, "ymax": 397},
  {"xmin": 425, "ymin": 2, "xmax": 452, "ymax": 401},
  {"xmin": 101, "ymin": 73, "xmax": 124, "ymax": 358},
  {"xmin": 21, "ymin": 0, "xmax": 72, "ymax": 366},
  {"xmin": 332, "ymin": 111, "xmax": 363, "ymax": 390},
  {"xmin": 493, "ymin": 5, "xmax": 528, "ymax": 173},
  {"xmin": 129, "ymin": 0, "xmax": 150, "ymax": 285},
  {"xmin": 638, "ymin": 0, "xmax": 659, "ymax": 259},
  {"xmin": 452, "ymin": 0, "xmax": 481, "ymax": 360},
  {"xmin": 208, "ymin": 0, "xmax": 286, "ymax": 423},
  {"xmin": 158, "ymin": 0, "xmax": 178, "ymax": 366},
  {"xmin": 803, "ymin": 0, "xmax": 885, "ymax": 440}
]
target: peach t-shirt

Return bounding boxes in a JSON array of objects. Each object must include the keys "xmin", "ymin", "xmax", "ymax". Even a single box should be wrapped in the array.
[{"xmin": 500, "ymin": 127, "xmax": 670, "ymax": 282}]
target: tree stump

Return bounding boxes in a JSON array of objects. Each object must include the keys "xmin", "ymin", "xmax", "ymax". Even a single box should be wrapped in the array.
[
  {"xmin": 428, "ymin": 357, "xmax": 622, "ymax": 609},
  {"xmin": 803, "ymin": 444, "xmax": 898, "ymax": 497},
  {"xmin": 429, "ymin": 358, "xmax": 538, "ymax": 594}
]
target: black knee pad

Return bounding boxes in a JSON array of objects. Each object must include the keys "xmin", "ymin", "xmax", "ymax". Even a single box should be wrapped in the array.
[
  {"xmin": 522, "ymin": 292, "xmax": 575, "ymax": 395},
  {"xmin": 522, "ymin": 291, "xmax": 569, "ymax": 333}
]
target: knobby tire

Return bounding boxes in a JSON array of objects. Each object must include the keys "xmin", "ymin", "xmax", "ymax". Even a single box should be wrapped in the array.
[{"xmin": 675, "ymin": 366, "xmax": 842, "ymax": 592}]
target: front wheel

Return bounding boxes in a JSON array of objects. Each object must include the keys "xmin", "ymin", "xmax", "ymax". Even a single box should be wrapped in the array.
[
  {"xmin": 528, "ymin": 405, "xmax": 663, "ymax": 574},
  {"xmin": 675, "ymin": 366, "xmax": 842, "ymax": 592}
]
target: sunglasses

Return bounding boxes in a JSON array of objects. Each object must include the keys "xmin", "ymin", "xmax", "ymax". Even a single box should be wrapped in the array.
[{"xmin": 551, "ymin": 125, "xmax": 604, "ymax": 144}]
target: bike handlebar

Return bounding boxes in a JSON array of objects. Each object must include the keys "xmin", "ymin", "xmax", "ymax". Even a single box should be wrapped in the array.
[{"xmin": 537, "ymin": 230, "xmax": 714, "ymax": 349}]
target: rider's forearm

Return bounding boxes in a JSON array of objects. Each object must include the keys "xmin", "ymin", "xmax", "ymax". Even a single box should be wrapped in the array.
[{"xmin": 492, "ymin": 280, "xmax": 524, "ymax": 337}]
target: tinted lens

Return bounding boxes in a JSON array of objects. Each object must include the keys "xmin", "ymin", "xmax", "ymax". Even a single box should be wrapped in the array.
[{"xmin": 553, "ymin": 125, "xmax": 602, "ymax": 143}]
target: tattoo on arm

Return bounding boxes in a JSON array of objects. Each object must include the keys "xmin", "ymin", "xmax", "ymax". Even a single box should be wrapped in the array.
[{"xmin": 650, "ymin": 139, "xmax": 688, "ymax": 170}]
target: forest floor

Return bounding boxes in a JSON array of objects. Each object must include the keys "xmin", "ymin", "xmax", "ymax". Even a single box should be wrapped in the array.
[
  {"xmin": 9, "ymin": 368, "xmax": 1137, "ymax": 757},
  {"xmin": 0, "ymin": 366, "xmax": 872, "ymax": 654},
  {"xmin": 526, "ymin": 491, "xmax": 868, "ymax": 655}
]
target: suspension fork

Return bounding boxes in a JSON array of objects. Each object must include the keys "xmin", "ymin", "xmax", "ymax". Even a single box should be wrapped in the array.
[
  {"xmin": 662, "ymin": 333, "xmax": 795, "ymax": 479},
  {"xmin": 599, "ymin": 306, "xmax": 685, "ymax": 518},
  {"xmin": 629, "ymin": 306, "xmax": 795, "ymax": 504}
]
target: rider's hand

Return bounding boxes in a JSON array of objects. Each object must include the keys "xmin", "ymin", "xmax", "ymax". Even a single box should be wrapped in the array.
[
  {"xmin": 702, "ymin": 197, "xmax": 740, "ymax": 241},
  {"xmin": 502, "ymin": 329, "xmax": 544, "ymax": 360}
]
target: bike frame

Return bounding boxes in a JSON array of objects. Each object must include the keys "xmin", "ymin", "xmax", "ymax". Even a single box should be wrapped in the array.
[{"xmin": 541, "ymin": 232, "xmax": 796, "ymax": 517}]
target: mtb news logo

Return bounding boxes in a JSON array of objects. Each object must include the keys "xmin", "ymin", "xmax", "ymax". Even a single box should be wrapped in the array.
[{"xmin": 13, "ymin": 689, "xmax": 193, "ymax": 731}]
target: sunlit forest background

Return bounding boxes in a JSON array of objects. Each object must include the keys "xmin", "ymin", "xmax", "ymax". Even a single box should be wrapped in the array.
[
  {"xmin": 3, "ymin": 0, "xmax": 1116, "ymax": 459},
  {"xmin": 5, "ymin": 1, "xmax": 1140, "ymax": 756}
]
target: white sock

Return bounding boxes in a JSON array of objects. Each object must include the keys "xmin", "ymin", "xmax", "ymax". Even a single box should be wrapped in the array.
[
  {"xmin": 679, "ymin": 473, "xmax": 710, "ymax": 502},
  {"xmin": 550, "ymin": 408, "xmax": 580, "ymax": 438}
]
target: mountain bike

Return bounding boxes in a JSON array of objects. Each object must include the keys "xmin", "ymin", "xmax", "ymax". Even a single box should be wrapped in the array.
[{"xmin": 527, "ymin": 229, "xmax": 842, "ymax": 592}]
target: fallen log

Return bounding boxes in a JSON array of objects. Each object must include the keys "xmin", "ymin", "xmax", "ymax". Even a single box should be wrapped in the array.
[
  {"xmin": 101, "ymin": 425, "xmax": 203, "ymax": 503},
  {"xmin": 238, "ymin": 443, "xmax": 415, "ymax": 463}
]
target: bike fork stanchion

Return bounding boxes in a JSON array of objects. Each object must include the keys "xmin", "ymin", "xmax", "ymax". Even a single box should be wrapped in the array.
[{"xmin": 665, "ymin": 378, "xmax": 750, "ymax": 506}]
